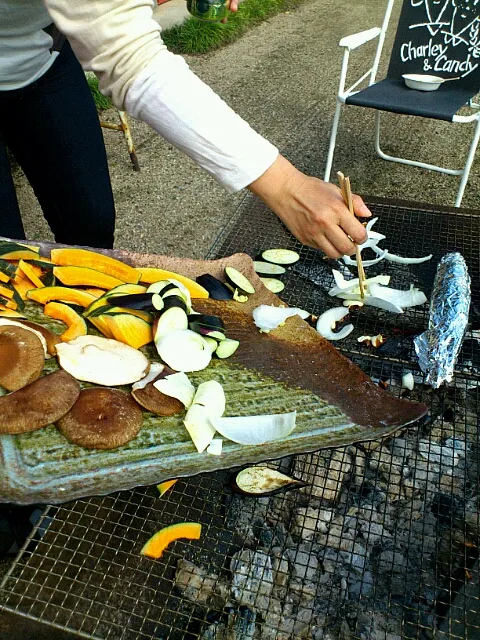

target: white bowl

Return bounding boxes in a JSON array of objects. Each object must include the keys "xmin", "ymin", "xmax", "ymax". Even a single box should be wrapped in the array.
[{"xmin": 402, "ymin": 74, "xmax": 444, "ymax": 91}]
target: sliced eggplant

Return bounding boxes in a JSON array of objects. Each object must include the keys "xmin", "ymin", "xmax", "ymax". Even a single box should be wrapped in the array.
[
  {"xmin": 224, "ymin": 267, "xmax": 255, "ymax": 295},
  {"xmin": 162, "ymin": 295, "xmax": 188, "ymax": 314},
  {"xmin": 195, "ymin": 274, "xmax": 233, "ymax": 300},
  {"xmin": 215, "ymin": 338, "xmax": 239, "ymax": 359},
  {"xmin": 253, "ymin": 261, "xmax": 286, "ymax": 276},
  {"xmin": 189, "ymin": 321, "xmax": 226, "ymax": 341},
  {"xmin": 147, "ymin": 280, "xmax": 171, "ymax": 295},
  {"xmin": 162, "ymin": 287, "xmax": 187, "ymax": 300},
  {"xmin": 152, "ymin": 293, "xmax": 164, "ymax": 311},
  {"xmin": 232, "ymin": 466, "xmax": 307, "ymax": 496},
  {"xmin": 188, "ymin": 314, "xmax": 225, "ymax": 330},
  {"xmin": 262, "ymin": 249, "xmax": 300, "ymax": 265},
  {"xmin": 106, "ymin": 293, "xmax": 155, "ymax": 311},
  {"xmin": 260, "ymin": 277, "xmax": 285, "ymax": 294},
  {"xmin": 153, "ymin": 304, "xmax": 189, "ymax": 342}
]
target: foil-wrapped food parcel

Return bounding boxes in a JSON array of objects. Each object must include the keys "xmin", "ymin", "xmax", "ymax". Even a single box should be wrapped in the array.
[{"xmin": 414, "ymin": 252, "xmax": 471, "ymax": 388}]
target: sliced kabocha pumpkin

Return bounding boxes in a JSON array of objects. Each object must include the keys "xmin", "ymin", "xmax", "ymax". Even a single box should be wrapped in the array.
[
  {"xmin": 0, "ymin": 259, "xmax": 16, "ymax": 284},
  {"xmin": 0, "ymin": 284, "xmax": 14, "ymax": 299},
  {"xmin": 0, "ymin": 306, "xmax": 26, "ymax": 319},
  {"xmin": 53, "ymin": 266, "xmax": 125, "ymax": 290},
  {"xmin": 83, "ymin": 288, "xmax": 106, "ymax": 298},
  {"xmin": 83, "ymin": 283, "xmax": 148, "ymax": 338},
  {"xmin": 102, "ymin": 313, "xmax": 152, "ymax": 349},
  {"xmin": 140, "ymin": 522, "xmax": 202, "ymax": 559},
  {"xmin": 136, "ymin": 267, "xmax": 209, "ymax": 299},
  {"xmin": 0, "ymin": 241, "xmax": 39, "ymax": 261},
  {"xmin": 43, "ymin": 302, "xmax": 88, "ymax": 342},
  {"xmin": 27, "ymin": 286, "xmax": 97, "ymax": 308},
  {"xmin": 17, "ymin": 259, "xmax": 45, "ymax": 288},
  {"xmin": 12, "ymin": 277, "xmax": 35, "ymax": 302},
  {"xmin": 50, "ymin": 247, "xmax": 140, "ymax": 284},
  {"xmin": 0, "ymin": 295, "xmax": 17, "ymax": 310}
]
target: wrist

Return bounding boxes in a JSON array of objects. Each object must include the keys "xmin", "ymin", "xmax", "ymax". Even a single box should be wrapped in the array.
[{"xmin": 247, "ymin": 154, "xmax": 305, "ymax": 208}]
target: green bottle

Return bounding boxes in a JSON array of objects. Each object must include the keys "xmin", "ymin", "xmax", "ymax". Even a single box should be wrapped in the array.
[{"xmin": 186, "ymin": 0, "xmax": 229, "ymax": 21}]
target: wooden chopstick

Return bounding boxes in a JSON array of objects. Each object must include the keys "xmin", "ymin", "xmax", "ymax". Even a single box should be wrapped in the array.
[{"xmin": 337, "ymin": 171, "xmax": 367, "ymax": 299}]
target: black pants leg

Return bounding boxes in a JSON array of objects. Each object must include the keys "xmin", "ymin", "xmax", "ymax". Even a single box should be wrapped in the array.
[{"xmin": 0, "ymin": 41, "xmax": 116, "ymax": 249}]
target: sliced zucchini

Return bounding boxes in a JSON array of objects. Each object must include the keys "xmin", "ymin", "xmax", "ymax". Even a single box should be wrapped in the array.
[
  {"xmin": 261, "ymin": 249, "xmax": 300, "ymax": 265},
  {"xmin": 260, "ymin": 277, "xmax": 285, "ymax": 294},
  {"xmin": 253, "ymin": 261, "xmax": 286, "ymax": 276},
  {"xmin": 202, "ymin": 336, "xmax": 219, "ymax": 353},
  {"xmin": 215, "ymin": 338, "xmax": 240, "ymax": 359},
  {"xmin": 195, "ymin": 274, "xmax": 233, "ymax": 300},
  {"xmin": 224, "ymin": 267, "xmax": 255, "ymax": 295},
  {"xmin": 162, "ymin": 287, "xmax": 187, "ymax": 301}
]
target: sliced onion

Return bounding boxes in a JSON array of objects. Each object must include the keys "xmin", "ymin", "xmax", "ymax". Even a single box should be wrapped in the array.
[
  {"xmin": 207, "ymin": 438, "xmax": 223, "ymax": 455},
  {"xmin": 402, "ymin": 373, "xmax": 415, "ymax": 390},
  {"xmin": 192, "ymin": 380, "xmax": 225, "ymax": 418},
  {"xmin": 316, "ymin": 307, "xmax": 354, "ymax": 341},
  {"xmin": 252, "ymin": 305, "xmax": 309, "ymax": 332},
  {"xmin": 132, "ymin": 363, "xmax": 165, "ymax": 391},
  {"xmin": 329, "ymin": 273, "xmax": 390, "ymax": 297},
  {"xmin": 183, "ymin": 403, "xmax": 216, "ymax": 453},
  {"xmin": 369, "ymin": 283, "xmax": 427, "ymax": 308},
  {"xmin": 211, "ymin": 411, "xmax": 296, "ymax": 445},
  {"xmin": 154, "ymin": 372, "xmax": 195, "ymax": 408},
  {"xmin": 371, "ymin": 245, "xmax": 432, "ymax": 264},
  {"xmin": 156, "ymin": 329, "xmax": 212, "ymax": 372},
  {"xmin": 342, "ymin": 250, "xmax": 388, "ymax": 267}
]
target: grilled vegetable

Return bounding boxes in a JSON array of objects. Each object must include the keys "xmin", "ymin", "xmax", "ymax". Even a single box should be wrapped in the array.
[
  {"xmin": 189, "ymin": 314, "xmax": 226, "ymax": 341},
  {"xmin": 253, "ymin": 261, "xmax": 286, "ymax": 276},
  {"xmin": 260, "ymin": 277, "xmax": 285, "ymax": 294},
  {"xmin": 261, "ymin": 249, "xmax": 300, "ymax": 265},
  {"xmin": 140, "ymin": 522, "xmax": 202, "ymax": 559},
  {"xmin": 195, "ymin": 274, "xmax": 233, "ymax": 300},
  {"xmin": 232, "ymin": 466, "xmax": 307, "ymax": 496},
  {"xmin": 224, "ymin": 267, "xmax": 255, "ymax": 295}
]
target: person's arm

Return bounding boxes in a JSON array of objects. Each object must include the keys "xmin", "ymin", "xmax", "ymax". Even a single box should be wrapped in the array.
[{"xmin": 43, "ymin": 0, "xmax": 369, "ymax": 257}]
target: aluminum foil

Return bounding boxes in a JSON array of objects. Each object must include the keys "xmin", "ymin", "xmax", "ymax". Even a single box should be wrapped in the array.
[{"xmin": 414, "ymin": 252, "xmax": 471, "ymax": 388}]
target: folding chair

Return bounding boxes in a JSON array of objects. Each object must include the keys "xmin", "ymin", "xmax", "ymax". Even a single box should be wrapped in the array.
[{"xmin": 324, "ymin": 0, "xmax": 480, "ymax": 207}]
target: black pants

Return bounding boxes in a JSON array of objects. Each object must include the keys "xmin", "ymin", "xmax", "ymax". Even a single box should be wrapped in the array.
[{"xmin": 0, "ymin": 41, "xmax": 116, "ymax": 249}]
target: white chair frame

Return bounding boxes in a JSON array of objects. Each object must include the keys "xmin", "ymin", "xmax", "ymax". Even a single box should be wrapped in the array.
[{"xmin": 324, "ymin": 0, "xmax": 480, "ymax": 207}]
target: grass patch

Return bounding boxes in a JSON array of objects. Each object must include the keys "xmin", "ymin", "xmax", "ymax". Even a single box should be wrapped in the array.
[
  {"xmin": 87, "ymin": 74, "xmax": 113, "ymax": 112},
  {"xmin": 162, "ymin": 0, "xmax": 304, "ymax": 54},
  {"xmin": 88, "ymin": 0, "xmax": 303, "ymax": 110}
]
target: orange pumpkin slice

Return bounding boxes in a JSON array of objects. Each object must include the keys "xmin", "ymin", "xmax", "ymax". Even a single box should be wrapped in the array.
[
  {"xmin": 50, "ymin": 248, "xmax": 140, "ymax": 284},
  {"xmin": 157, "ymin": 479, "xmax": 178, "ymax": 496},
  {"xmin": 136, "ymin": 268, "xmax": 209, "ymax": 298},
  {"xmin": 27, "ymin": 286, "xmax": 97, "ymax": 307},
  {"xmin": 140, "ymin": 522, "xmax": 202, "ymax": 559},
  {"xmin": 44, "ymin": 302, "xmax": 88, "ymax": 342}
]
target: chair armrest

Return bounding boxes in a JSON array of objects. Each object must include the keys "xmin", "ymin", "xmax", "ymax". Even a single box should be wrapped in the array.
[{"xmin": 339, "ymin": 27, "xmax": 381, "ymax": 51}]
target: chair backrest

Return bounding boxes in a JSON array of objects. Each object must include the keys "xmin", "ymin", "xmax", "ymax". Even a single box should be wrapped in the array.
[{"xmin": 386, "ymin": 0, "xmax": 480, "ymax": 90}]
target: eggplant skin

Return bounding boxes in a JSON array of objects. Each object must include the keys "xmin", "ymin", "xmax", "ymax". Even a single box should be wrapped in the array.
[{"xmin": 196, "ymin": 274, "xmax": 233, "ymax": 300}]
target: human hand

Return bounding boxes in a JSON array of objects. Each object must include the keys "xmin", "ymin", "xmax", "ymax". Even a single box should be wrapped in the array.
[
  {"xmin": 248, "ymin": 155, "xmax": 371, "ymax": 258},
  {"xmin": 221, "ymin": 0, "xmax": 239, "ymax": 22}
]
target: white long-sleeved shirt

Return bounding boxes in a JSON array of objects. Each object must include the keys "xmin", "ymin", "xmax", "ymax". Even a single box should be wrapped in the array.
[{"xmin": 0, "ymin": 0, "xmax": 278, "ymax": 192}]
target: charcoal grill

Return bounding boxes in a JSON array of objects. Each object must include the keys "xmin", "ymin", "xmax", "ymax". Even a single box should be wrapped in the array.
[{"xmin": 0, "ymin": 195, "xmax": 479, "ymax": 640}]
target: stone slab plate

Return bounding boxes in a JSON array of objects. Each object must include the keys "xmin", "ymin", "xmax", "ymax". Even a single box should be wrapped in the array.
[{"xmin": 0, "ymin": 240, "xmax": 428, "ymax": 505}]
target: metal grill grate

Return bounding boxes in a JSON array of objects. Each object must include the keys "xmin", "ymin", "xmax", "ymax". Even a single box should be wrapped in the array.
[{"xmin": 1, "ymin": 195, "xmax": 479, "ymax": 639}]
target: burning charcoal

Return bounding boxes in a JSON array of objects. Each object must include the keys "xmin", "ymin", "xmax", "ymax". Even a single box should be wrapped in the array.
[
  {"xmin": 418, "ymin": 439, "xmax": 463, "ymax": 471},
  {"xmin": 230, "ymin": 549, "xmax": 274, "ymax": 613},
  {"xmin": 271, "ymin": 551, "xmax": 290, "ymax": 598},
  {"xmin": 348, "ymin": 570, "xmax": 374, "ymax": 597},
  {"xmin": 293, "ymin": 448, "xmax": 353, "ymax": 502},
  {"xmin": 175, "ymin": 559, "xmax": 228, "ymax": 608},
  {"xmin": 347, "ymin": 446, "xmax": 367, "ymax": 487},
  {"xmin": 290, "ymin": 506, "xmax": 334, "ymax": 540}
]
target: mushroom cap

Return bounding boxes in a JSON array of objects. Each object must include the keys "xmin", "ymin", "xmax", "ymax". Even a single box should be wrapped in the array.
[
  {"xmin": 16, "ymin": 319, "xmax": 62, "ymax": 356},
  {"xmin": 55, "ymin": 335, "xmax": 150, "ymax": 386},
  {"xmin": 0, "ymin": 370, "xmax": 81, "ymax": 434},
  {"xmin": 0, "ymin": 325, "xmax": 45, "ymax": 391},
  {"xmin": 132, "ymin": 379, "xmax": 184, "ymax": 416},
  {"xmin": 56, "ymin": 387, "xmax": 143, "ymax": 450}
]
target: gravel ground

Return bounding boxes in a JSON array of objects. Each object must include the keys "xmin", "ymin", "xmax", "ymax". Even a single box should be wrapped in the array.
[{"xmin": 12, "ymin": 0, "xmax": 480, "ymax": 260}]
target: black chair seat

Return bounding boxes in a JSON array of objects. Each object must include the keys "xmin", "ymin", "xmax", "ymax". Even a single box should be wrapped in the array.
[{"xmin": 345, "ymin": 78, "xmax": 474, "ymax": 122}]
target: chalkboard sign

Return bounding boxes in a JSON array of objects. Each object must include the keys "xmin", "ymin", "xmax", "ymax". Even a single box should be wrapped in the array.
[{"xmin": 388, "ymin": 0, "xmax": 480, "ymax": 89}]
